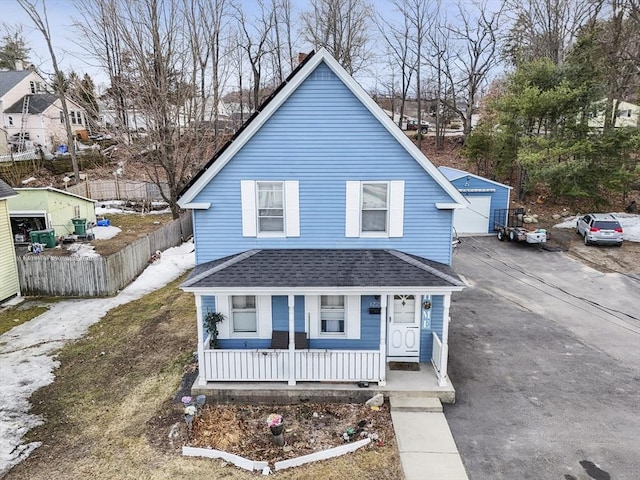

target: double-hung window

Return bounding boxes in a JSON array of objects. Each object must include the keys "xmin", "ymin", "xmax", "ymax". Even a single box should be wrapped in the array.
[
  {"xmin": 320, "ymin": 295, "xmax": 345, "ymax": 334},
  {"xmin": 257, "ymin": 182, "xmax": 284, "ymax": 233},
  {"xmin": 231, "ymin": 295, "xmax": 257, "ymax": 334},
  {"xmin": 361, "ymin": 183, "xmax": 388, "ymax": 233},
  {"xmin": 240, "ymin": 180, "xmax": 299, "ymax": 237}
]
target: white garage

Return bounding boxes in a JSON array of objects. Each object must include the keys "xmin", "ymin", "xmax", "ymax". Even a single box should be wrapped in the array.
[{"xmin": 453, "ymin": 195, "xmax": 491, "ymax": 235}]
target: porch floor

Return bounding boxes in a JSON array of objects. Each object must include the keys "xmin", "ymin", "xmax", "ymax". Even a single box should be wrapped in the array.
[{"xmin": 190, "ymin": 363, "xmax": 455, "ymax": 404}]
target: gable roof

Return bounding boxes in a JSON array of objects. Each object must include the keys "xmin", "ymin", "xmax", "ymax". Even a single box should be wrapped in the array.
[
  {"xmin": 0, "ymin": 70, "xmax": 32, "ymax": 98},
  {"xmin": 438, "ymin": 166, "xmax": 512, "ymax": 190},
  {"xmin": 178, "ymin": 48, "xmax": 466, "ymax": 207},
  {"xmin": 181, "ymin": 249, "xmax": 464, "ymax": 291},
  {"xmin": 15, "ymin": 186, "xmax": 95, "ymax": 203},
  {"xmin": 0, "ymin": 179, "xmax": 17, "ymax": 200},
  {"xmin": 5, "ymin": 93, "xmax": 59, "ymax": 114}
]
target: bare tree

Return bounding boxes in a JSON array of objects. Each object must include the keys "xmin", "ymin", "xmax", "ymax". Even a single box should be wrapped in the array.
[
  {"xmin": 375, "ymin": 1, "xmax": 417, "ymax": 129},
  {"xmin": 300, "ymin": 0, "xmax": 373, "ymax": 75},
  {"xmin": 503, "ymin": 0, "xmax": 604, "ymax": 65},
  {"xmin": 17, "ymin": 0, "xmax": 79, "ymax": 182},
  {"xmin": 444, "ymin": 1, "xmax": 504, "ymax": 135}
]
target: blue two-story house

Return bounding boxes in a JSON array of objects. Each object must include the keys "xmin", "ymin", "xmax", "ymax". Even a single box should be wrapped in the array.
[{"xmin": 178, "ymin": 49, "xmax": 466, "ymax": 388}]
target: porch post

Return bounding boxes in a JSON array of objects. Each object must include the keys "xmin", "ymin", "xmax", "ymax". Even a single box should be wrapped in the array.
[
  {"xmin": 438, "ymin": 293, "xmax": 451, "ymax": 387},
  {"xmin": 195, "ymin": 294, "xmax": 206, "ymax": 386},
  {"xmin": 378, "ymin": 294, "xmax": 387, "ymax": 386},
  {"xmin": 288, "ymin": 294, "xmax": 296, "ymax": 386}
]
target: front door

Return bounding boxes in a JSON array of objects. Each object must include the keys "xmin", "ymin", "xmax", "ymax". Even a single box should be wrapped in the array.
[{"xmin": 387, "ymin": 295, "xmax": 420, "ymax": 358}]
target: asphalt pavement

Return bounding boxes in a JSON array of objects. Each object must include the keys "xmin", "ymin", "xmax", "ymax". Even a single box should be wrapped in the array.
[{"xmin": 444, "ymin": 236, "xmax": 640, "ymax": 480}]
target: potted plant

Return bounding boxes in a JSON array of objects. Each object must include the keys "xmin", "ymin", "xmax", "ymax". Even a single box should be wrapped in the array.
[{"xmin": 204, "ymin": 311, "xmax": 226, "ymax": 349}]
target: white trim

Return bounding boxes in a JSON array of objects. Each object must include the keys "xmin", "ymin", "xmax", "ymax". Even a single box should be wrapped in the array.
[
  {"xmin": 306, "ymin": 295, "xmax": 320, "ymax": 338},
  {"xmin": 240, "ymin": 180, "xmax": 257, "ymax": 237},
  {"xmin": 181, "ymin": 202, "xmax": 211, "ymax": 209},
  {"xmin": 458, "ymin": 188, "xmax": 496, "ymax": 193},
  {"xmin": 284, "ymin": 180, "xmax": 300, "ymax": 237},
  {"xmin": 257, "ymin": 295, "xmax": 272, "ymax": 339},
  {"xmin": 437, "ymin": 166, "xmax": 513, "ymax": 190},
  {"xmin": 345, "ymin": 181, "xmax": 360, "ymax": 237},
  {"xmin": 195, "ymin": 295, "xmax": 206, "ymax": 386},
  {"xmin": 389, "ymin": 180, "xmax": 404, "ymax": 237},
  {"xmin": 215, "ymin": 295, "xmax": 230, "ymax": 338},
  {"xmin": 15, "ymin": 186, "xmax": 95, "ymax": 203},
  {"xmin": 186, "ymin": 286, "xmax": 465, "ymax": 295},
  {"xmin": 436, "ymin": 203, "xmax": 466, "ymax": 210},
  {"xmin": 346, "ymin": 295, "xmax": 360, "ymax": 339},
  {"xmin": 178, "ymin": 48, "xmax": 467, "ymax": 206}
]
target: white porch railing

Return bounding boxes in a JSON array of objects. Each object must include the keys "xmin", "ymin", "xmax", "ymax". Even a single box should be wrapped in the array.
[
  {"xmin": 202, "ymin": 347, "xmax": 381, "ymax": 383},
  {"xmin": 0, "ymin": 149, "xmax": 40, "ymax": 163},
  {"xmin": 431, "ymin": 332, "xmax": 448, "ymax": 387}
]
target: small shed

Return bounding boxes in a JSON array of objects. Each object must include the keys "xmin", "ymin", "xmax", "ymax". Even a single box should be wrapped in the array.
[
  {"xmin": 7, "ymin": 187, "xmax": 96, "ymax": 241},
  {"xmin": 438, "ymin": 166, "xmax": 512, "ymax": 235},
  {"xmin": 0, "ymin": 179, "xmax": 19, "ymax": 303}
]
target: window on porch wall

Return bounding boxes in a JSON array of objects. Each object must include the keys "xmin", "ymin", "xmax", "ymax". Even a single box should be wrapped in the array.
[
  {"xmin": 320, "ymin": 295, "xmax": 345, "ymax": 334},
  {"xmin": 231, "ymin": 295, "xmax": 257, "ymax": 333}
]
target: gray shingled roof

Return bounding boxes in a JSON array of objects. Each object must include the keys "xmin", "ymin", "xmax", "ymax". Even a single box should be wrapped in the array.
[
  {"xmin": 5, "ymin": 93, "xmax": 58, "ymax": 114},
  {"xmin": 0, "ymin": 179, "xmax": 17, "ymax": 199},
  {"xmin": 0, "ymin": 70, "xmax": 32, "ymax": 98},
  {"xmin": 182, "ymin": 249, "xmax": 463, "ymax": 289}
]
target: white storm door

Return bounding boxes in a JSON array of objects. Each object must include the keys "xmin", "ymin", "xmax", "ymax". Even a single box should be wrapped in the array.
[{"xmin": 387, "ymin": 295, "xmax": 420, "ymax": 357}]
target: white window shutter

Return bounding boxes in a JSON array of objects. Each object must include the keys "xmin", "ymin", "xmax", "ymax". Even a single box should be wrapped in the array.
[
  {"xmin": 345, "ymin": 181, "xmax": 361, "ymax": 237},
  {"xmin": 389, "ymin": 180, "xmax": 405, "ymax": 237},
  {"xmin": 285, "ymin": 181, "xmax": 300, "ymax": 237},
  {"xmin": 240, "ymin": 180, "xmax": 257, "ymax": 237},
  {"xmin": 346, "ymin": 295, "xmax": 361, "ymax": 339},
  {"xmin": 215, "ymin": 295, "xmax": 230, "ymax": 338},
  {"xmin": 257, "ymin": 295, "xmax": 273, "ymax": 339},
  {"xmin": 305, "ymin": 295, "xmax": 319, "ymax": 339}
]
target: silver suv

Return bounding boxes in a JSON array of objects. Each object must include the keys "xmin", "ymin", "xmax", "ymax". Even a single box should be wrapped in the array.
[{"xmin": 576, "ymin": 213, "xmax": 623, "ymax": 246}]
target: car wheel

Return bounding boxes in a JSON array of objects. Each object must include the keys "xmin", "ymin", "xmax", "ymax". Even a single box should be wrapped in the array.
[
  {"xmin": 420, "ymin": 127, "xmax": 428, "ymax": 134},
  {"xmin": 583, "ymin": 234, "xmax": 590, "ymax": 246},
  {"xmin": 497, "ymin": 230, "xmax": 505, "ymax": 241},
  {"xmin": 509, "ymin": 230, "xmax": 517, "ymax": 242}
]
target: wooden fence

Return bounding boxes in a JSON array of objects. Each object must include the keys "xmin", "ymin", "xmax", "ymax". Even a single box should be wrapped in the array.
[
  {"xmin": 16, "ymin": 214, "xmax": 192, "ymax": 297},
  {"xmin": 66, "ymin": 179, "xmax": 169, "ymax": 201}
]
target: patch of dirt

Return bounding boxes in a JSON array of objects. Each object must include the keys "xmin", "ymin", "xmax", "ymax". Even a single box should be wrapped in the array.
[{"xmin": 186, "ymin": 402, "xmax": 394, "ymax": 465}]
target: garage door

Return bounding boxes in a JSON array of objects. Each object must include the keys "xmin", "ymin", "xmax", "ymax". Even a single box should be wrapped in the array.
[{"xmin": 453, "ymin": 196, "xmax": 491, "ymax": 234}]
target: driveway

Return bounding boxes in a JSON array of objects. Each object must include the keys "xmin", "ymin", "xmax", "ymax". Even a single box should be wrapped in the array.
[{"xmin": 445, "ymin": 236, "xmax": 640, "ymax": 480}]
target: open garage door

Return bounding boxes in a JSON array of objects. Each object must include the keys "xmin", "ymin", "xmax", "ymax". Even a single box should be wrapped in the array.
[{"xmin": 454, "ymin": 196, "xmax": 491, "ymax": 235}]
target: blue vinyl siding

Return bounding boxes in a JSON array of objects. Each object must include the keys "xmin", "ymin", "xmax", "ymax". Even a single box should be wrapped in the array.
[
  {"xmin": 441, "ymin": 168, "xmax": 511, "ymax": 233},
  {"xmin": 272, "ymin": 295, "xmax": 306, "ymax": 331},
  {"xmin": 201, "ymin": 295, "xmax": 216, "ymax": 341},
  {"xmin": 192, "ymin": 61, "xmax": 455, "ymax": 266},
  {"xmin": 420, "ymin": 295, "xmax": 444, "ymax": 362}
]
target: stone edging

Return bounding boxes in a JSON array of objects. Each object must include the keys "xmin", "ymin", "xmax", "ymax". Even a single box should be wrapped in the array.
[{"xmin": 182, "ymin": 437, "xmax": 372, "ymax": 472}]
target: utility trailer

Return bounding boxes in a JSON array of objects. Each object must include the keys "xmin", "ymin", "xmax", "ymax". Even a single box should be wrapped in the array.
[{"xmin": 493, "ymin": 208, "xmax": 547, "ymax": 244}]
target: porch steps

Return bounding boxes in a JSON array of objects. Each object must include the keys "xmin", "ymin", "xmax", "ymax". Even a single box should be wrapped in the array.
[{"xmin": 389, "ymin": 394, "xmax": 443, "ymax": 413}]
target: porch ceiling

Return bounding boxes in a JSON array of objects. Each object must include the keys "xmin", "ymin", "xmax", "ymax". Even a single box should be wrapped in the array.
[{"xmin": 182, "ymin": 249, "xmax": 464, "ymax": 290}]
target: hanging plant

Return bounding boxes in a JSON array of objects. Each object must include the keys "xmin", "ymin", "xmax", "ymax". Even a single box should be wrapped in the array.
[{"xmin": 204, "ymin": 311, "xmax": 226, "ymax": 349}]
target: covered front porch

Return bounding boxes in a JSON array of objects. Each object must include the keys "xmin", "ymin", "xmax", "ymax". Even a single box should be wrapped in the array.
[{"xmin": 181, "ymin": 249, "xmax": 464, "ymax": 390}]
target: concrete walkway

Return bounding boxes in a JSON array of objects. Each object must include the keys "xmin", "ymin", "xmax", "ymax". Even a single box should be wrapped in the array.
[{"xmin": 390, "ymin": 395, "xmax": 469, "ymax": 480}]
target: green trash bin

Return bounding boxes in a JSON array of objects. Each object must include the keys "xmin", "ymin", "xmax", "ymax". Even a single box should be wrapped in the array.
[
  {"xmin": 72, "ymin": 218, "xmax": 87, "ymax": 235},
  {"xmin": 29, "ymin": 230, "xmax": 41, "ymax": 244},
  {"xmin": 38, "ymin": 229, "xmax": 57, "ymax": 248}
]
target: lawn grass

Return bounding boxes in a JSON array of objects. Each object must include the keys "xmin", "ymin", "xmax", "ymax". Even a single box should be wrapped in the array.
[
  {"xmin": 4, "ymin": 278, "xmax": 403, "ymax": 480},
  {"xmin": 0, "ymin": 298, "xmax": 62, "ymax": 336}
]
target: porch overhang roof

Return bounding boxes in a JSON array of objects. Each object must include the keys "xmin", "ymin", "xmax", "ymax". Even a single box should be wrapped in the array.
[{"xmin": 181, "ymin": 249, "xmax": 465, "ymax": 293}]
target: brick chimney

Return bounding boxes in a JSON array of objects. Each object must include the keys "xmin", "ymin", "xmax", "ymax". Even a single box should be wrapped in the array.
[{"xmin": 297, "ymin": 52, "xmax": 308, "ymax": 65}]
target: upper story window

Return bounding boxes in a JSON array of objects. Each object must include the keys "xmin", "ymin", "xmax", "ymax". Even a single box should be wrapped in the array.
[
  {"xmin": 241, "ymin": 180, "xmax": 299, "ymax": 237},
  {"xmin": 345, "ymin": 181, "xmax": 404, "ymax": 238},
  {"xmin": 361, "ymin": 182, "xmax": 388, "ymax": 233},
  {"xmin": 320, "ymin": 295, "xmax": 345, "ymax": 334},
  {"xmin": 8, "ymin": 116, "xmax": 13, "ymax": 126},
  {"xmin": 257, "ymin": 182, "xmax": 284, "ymax": 233},
  {"xmin": 29, "ymin": 81, "xmax": 44, "ymax": 94},
  {"xmin": 70, "ymin": 111, "xmax": 83, "ymax": 125},
  {"xmin": 231, "ymin": 295, "xmax": 257, "ymax": 334}
]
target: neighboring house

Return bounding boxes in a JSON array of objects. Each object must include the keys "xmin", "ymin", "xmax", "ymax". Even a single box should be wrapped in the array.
[
  {"xmin": 0, "ymin": 69, "xmax": 88, "ymax": 154},
  {"xmin": 7, "ymin": 187, "xmax": 96, "ymax": 241},
  {"xmin": 0, "ymin": 179, "xmax": 20, "ymax": 303},
  {"xmin": 178, "ymin": 49, "xmax": 467, "ymax": 388},
  {"xmin": 438, "ymin": 166, "xmax": 512, "ymax": 235},
  {"xmin": 589, "ymin": 99, "xmax": 640, "ymax": 129}
]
